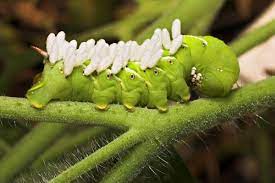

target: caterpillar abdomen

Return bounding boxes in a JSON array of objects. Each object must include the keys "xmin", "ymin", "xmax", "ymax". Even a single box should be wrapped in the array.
[
  {"xmin": 127, "ymin": 62, "xmax": 170, "ymax": 111},
  {"xmin": 26, "ymin": 19, "xmax": 239, "ymax": 112},
  {"xmin": 117, "ymin": 67, "xmax": 148, "ymax": 110}
]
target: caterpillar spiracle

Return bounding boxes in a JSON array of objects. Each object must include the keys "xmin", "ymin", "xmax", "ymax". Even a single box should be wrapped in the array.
[{"xmin": 26, "ymin": 19, "xmax": 240, "ymax": 112}]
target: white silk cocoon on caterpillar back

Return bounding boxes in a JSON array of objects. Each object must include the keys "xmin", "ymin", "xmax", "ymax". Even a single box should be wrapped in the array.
[{"xmin": 45, "ymin": 18, "xmax": 185, "ymax": 76}]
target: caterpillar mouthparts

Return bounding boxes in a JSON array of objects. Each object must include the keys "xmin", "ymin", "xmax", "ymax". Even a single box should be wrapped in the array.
[{"xmin": 26, "ymin": 19, "xmax": 240, "ymax": 112}]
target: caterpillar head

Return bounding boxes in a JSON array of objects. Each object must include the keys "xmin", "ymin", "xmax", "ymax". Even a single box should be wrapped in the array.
[
  {"xmin": 26, "ymin": 61, "xmax": 71, "ymax": 108},
  {"xmin": 183, "ymin": 36, "xmax": 240, "ymax": 97},
  {"xmin": 195, "ymin": 36, "xmax": 239, "ymax": 97}
]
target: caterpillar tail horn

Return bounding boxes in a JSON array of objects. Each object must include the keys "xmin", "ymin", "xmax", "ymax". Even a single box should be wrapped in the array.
[{"xmin": 31, "ymin": 45, "xmax": 48, "ymax": 58}]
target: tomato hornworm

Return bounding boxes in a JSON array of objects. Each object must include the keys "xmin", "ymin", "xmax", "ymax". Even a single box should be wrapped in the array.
[{"xmin": 26, "ymin": 19, "xmax": 239, "ymax": 112}]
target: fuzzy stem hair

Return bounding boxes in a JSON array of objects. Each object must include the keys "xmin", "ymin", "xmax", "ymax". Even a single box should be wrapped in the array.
[
  {"xmin": 0, "ymin": 123, "xmax": 67, "ymax": 183},
  {"xmin": 31, "ymin": 126, "xmax": 109, "ymax": 169},
  {"xmin": 49, "ymin": 129, "xmax": 141, "ymax": 183}
]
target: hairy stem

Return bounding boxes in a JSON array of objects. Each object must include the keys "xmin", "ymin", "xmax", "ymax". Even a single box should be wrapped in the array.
[
  {"xmin": 31, "ymin": 126, "xmax": 109, "ymax": 169},
  {"xmin": 230, "ymin": 20, "xmax": 275, "ymax": 56},
  {"xmin": 0, "ymin": 97, "xmax": 132, "ymax": 130},
  {"xmin": 49, "ymin": 129, "xmax": 141, "ymax": 183},
  {"xmin": 0, "ymin": 123, "xmax": 67, "ymax": 183},
  {"xmin": 0, "ymin": 77, "xmax": 275, "ymax": 136},
  {"xmin": 0, "ymin": 8, "xmax": 274, "ymax": 183},
  {"xmin": 101, "ymin": 141, "xmax": 160, "ymax": 183},
  {"xmin": 38, "ymin": 76, "xmax": 275, "ymax": 182},
  {"xmin": 156, "ymin": 79, "xmax": 275, "ymax": 143},
  {"xmin": 99, "ymin": 76, "xmax": 275, "ymax": 183}
]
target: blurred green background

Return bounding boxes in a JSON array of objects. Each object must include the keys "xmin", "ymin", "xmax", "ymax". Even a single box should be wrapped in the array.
[{"xmin": 0, "ymin": 0, "xmax": 274, "ymax": 182}]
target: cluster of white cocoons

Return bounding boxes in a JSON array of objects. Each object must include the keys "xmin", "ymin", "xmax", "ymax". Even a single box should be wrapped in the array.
[{"xmin": 45, "ymin": 19, "xmax": 183, "ymax": 76}]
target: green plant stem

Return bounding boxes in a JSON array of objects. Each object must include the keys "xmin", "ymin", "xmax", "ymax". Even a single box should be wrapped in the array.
[
  {"xmin": 0, "ymin": 66, "xmax": 274, "ymax": 183},
  {"xmin": 0, "ymin": 77, "xmax": 274, "ymax": 182},
  {"xmin": 101, "ymin": 3, "xmax": 228, "ymax": 181},
  {"xmin": 135, "ymin": 0, "xmax": 224, "ymax": 42},
  {"xmin": 230, "ymin": 20, "xmax": 275, "ymax": 56},
  {"xmin": 0, "ymin": 123, "xmax": 67, "ymax": 183},
  {"xmin": 103, "ymin": 77, "xmax": 275, "ymax": 182},
  {"xmin": 77, "ymin": 0, "xmax": 225, "ymax": 42},
  {"xmin": 158, "ymin": 77, "xmax": 275, "ymax": 144},
  {"xmin": 0, "ymin": 97, "xmax": 131, "ymax": 130},
  {"xmin": 1, "ymin": 77, "xmax": 275, "ymax": 134},
  {"xmin": 49, "ymin": 129, "xmax": 141, "ymax": 183},
  {"xmin": 0, "ymin": 14, "xmax": 274, "ymax": 183},
  {"xmin": 101, "ymin": 141, "xmax": 160, "ymax": 183},
  {"xmin": 77, "ymin": 0, "xmax": 174, "ymax": 41},
  {"xmin": 187, "ymin": 0, "xmax": 225, "ymax": 35},
  {"xmin": 31, "ymin": 126, "xmax": 109, "ymax": 169}
]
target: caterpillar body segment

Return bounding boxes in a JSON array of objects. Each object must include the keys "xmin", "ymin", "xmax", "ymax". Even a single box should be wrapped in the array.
[
  {"xmin": 69, "ymin": 66, "xmax": 94, "ymax": 102},
  {"xmin": 200, "ymin": 36, "xmax": 239, "ymax": 96},
  {"xmin": 156, "ymin": 56, "xmax": 190, "ymax": 102},
  {"xmin": 91, "ymin": 69, "xmax": 121, "ymax": 110},
  {"xmin": 173, "ymin": 43, "xmax": 193, "ymax": 80},
  {"xmin": 26, "ymin": 61, "xmax": 94, "ymax": 108},
  {"xmin": 26, "ymin": 19, "xmax": 240, "ymax": 112},
  {"xmin": 117, "ymin": 68, "xmax": 149, "ymax": 111},
  {"xmin": 127, "ymin": 62, "xmax": 171, "ymax": 112}
]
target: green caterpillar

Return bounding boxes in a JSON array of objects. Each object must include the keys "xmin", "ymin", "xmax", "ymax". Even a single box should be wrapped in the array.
[{"xmin": 26, "ymin": 19, "xmax": 239, "ymax": 112}]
